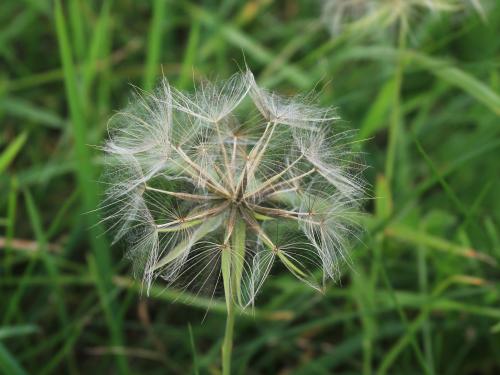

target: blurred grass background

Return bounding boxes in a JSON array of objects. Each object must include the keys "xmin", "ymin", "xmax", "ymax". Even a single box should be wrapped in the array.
[{"xmin": 1, "ymin": 0, "xmax": 500, "ymax": 374}]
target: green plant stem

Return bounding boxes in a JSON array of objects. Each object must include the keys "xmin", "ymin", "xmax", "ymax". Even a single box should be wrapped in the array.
[
  {"xmin": 222, "ymin": 216, "xmax": 246, "ymax": 375},
  {"xmin": 222, "ymin": 298, "xmax": 235, "ymax": 375},
  {"xmin": 385, "ymin": 22, "xmax": 407, "ymax": 184}
]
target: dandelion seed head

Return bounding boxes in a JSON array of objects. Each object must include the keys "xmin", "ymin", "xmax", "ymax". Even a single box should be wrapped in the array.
[{"xmin": 101, "ymin": 70, "xmax": 365, "ymax": 306}]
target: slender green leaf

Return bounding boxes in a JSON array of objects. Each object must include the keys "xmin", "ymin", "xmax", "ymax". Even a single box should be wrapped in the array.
[
  {"xmin": 54, "ymin": 2, "xmax": 128, "ymax": 373},
  {"xmin": 385, "ymin": 224, "xmax": 497, "ymax": 266},
  {"xmin": 410, "ymin": 50, "xmax": 500, "ymax": 115},
  {"xmin": 0, "ymin": 131, "xmax": 28, "ymax": 173},
  {"xmin": 184, "ymin": 2, "xmax": 310, "ymax": 89},
  {"xmin": 0, "ymin": 325, "xmax": 39, "ymax": 340},
  {"xmin": 188, "ymin": 324, "xmax": 200, "ymax": 375},
  {"xmin": 0, "ymin": 97, "xmax": 64, "ymax": 129},
  {"xmin": 144, "ymin": 0, "xmax": 167, "ymax": 91},
  {"xmin": 83, "ymin": 0, "xmax": 112, "ymax": 94},
  {"xmin": 177, "ymin": 17, "xmax": 200, "ymax": 90},
  {"xmin": 358, "ymin": 78, "xmax": 395, "ymax": 139},
  {"xmin": 0, "ymin": 342, "xmax": 28, "ymax": 375}
]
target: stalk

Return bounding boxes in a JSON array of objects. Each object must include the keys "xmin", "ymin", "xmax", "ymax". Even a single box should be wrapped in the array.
[
  {"xmin": 222, "ymin": 214, "xmax": 246, "ymax": 375},
  {"xmin": 385, "ymin": 20, "xmax": 407, "ymax": 184},
  {"xmin": 222, "ymin": 296, "xmax": 235, "ymax": 375}
]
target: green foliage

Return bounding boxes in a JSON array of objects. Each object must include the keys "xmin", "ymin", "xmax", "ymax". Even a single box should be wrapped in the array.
[{"xmin": 0, "ymin": 1, "xmax": 499, "ymax": 374}]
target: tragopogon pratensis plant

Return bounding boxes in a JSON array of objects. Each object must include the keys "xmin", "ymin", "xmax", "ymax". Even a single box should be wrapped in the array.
[
  {"xmin": 101, "ymin": 70, "xmax": 364, "ymax": 374},
  {"xmin": 322, "ymin": 0, "xmax": 489, "ymax": 189},
  {"xmin": 321, "ymin": 0, "xmax": 488, "ymax": 36}
]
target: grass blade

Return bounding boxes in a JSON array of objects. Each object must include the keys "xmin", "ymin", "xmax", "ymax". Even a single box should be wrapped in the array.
[
  {"xmin": 0, "ymin": 325, "xmax": 39, "ymax": 340},
  {"xmin": 177, "ymin": 17, "xmax": 200, "ymax": 90},
  {"xmin": 54, "ymin": 1, "xmax": 128, "ymax": 373},
  {"xmin": 0, "ymin": 97, "xmax": 64, "ymax": 129},
  {"xmin": 0, "ymin": 131, "xmax": 28, "ymax": 173},
  {"xmin": 143, "ymin": 0, "xmax": 167, "ymax": 91},
  {"xmin": 184, "ymin": 2, "xmax": 310, "ymax": 89},
  {"xmin": 0, "ymin": 342, "xmax": 28, "ymax": 375},
  {"xmin": 413, "ymin": 135, "xmax": 468, "ymax": 216},
  {"xmin": 23, "ymin": 189, "xmax": 77, "ymax": 373},
  {"xmin": 385, "ymin": 224, "xmax": 497, "ymax": 266},
  {"xmin": 83, "ymin": 0, "xmax": 112, "ymax": 96},
  {"xmin": 410, "ymin": 50, "xmax": 500, "ymax": 115},
  {"xmin": 188, "ymin": 324, "xmax": 200, "ymax": 375},
  {"xmin": 358, "ymin": 78, "xmax": 395, "ymax": 140}
]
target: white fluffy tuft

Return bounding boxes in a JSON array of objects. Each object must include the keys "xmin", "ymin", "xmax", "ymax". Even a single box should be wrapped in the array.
[{"xmin": 101, "ymin": 70, "xmax": 365, "ymax": 305}]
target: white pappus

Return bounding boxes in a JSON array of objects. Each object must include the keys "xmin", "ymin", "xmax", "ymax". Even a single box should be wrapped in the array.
[{"xmin": 100, "ymin": 70, "xmax": 365, "ymax": 307}]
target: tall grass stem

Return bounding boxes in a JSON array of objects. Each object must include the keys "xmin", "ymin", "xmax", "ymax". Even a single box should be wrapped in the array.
[{"xmin": 385, "ymin": 22, "xmax": 407, "ymax": 183}]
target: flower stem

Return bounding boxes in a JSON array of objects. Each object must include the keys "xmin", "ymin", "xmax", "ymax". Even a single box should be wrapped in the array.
[
  {"xmin": 221, "ymin": 215, "xmax": 246, "ymax": 375},
  {"xmin": 222, "ymin": 297, "xmax": 235, "ymax": 375}
]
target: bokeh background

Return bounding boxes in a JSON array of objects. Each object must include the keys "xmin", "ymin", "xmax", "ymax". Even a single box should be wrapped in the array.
[{"xmin": 1, "ymin": 0, "xmax": 500, "ymax": 374}]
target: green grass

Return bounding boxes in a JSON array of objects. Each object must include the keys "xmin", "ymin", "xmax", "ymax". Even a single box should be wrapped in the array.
[{"xmin": 1, "ymin": 1, "xmax": 499, "ymax": 374}]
